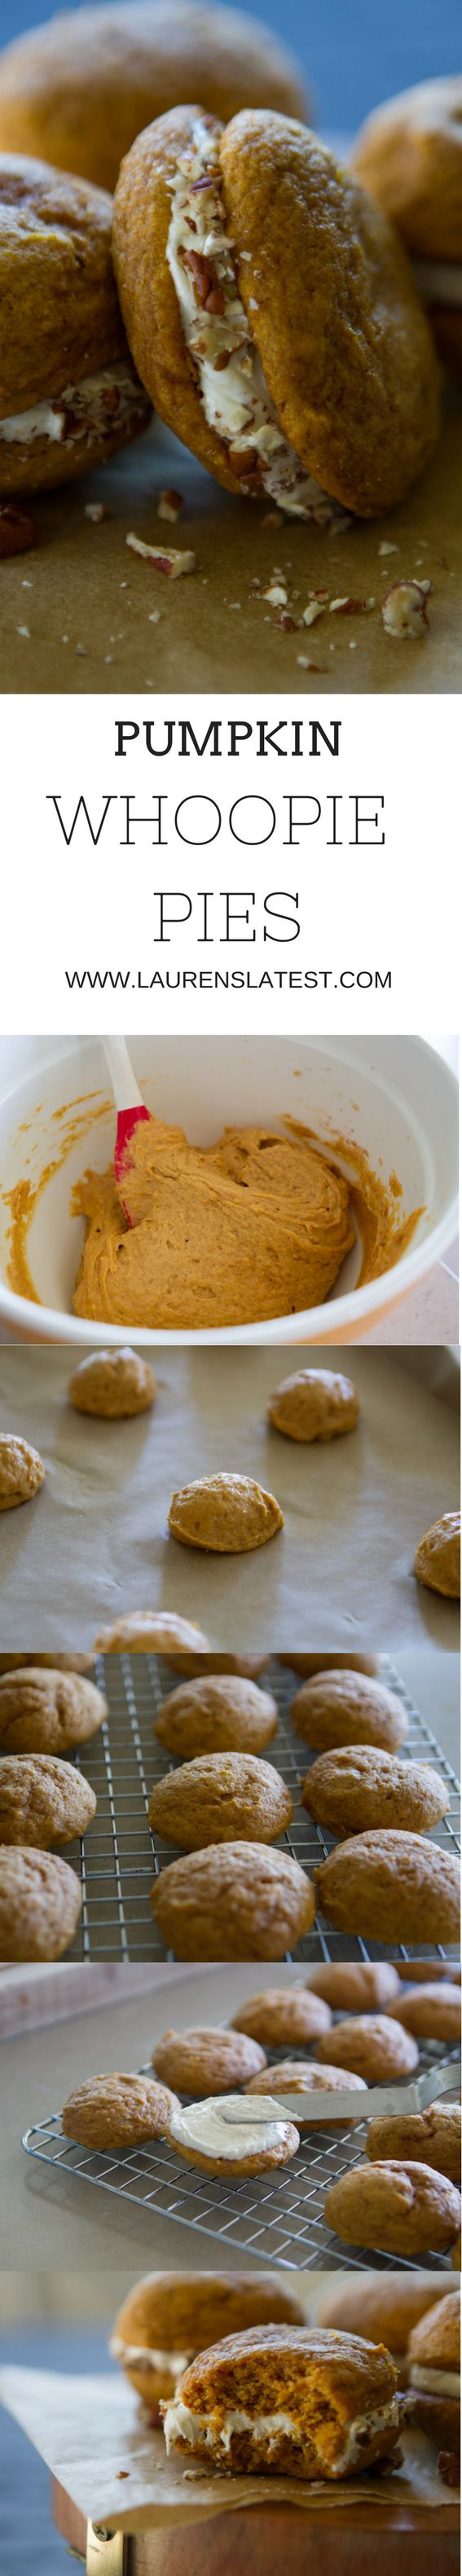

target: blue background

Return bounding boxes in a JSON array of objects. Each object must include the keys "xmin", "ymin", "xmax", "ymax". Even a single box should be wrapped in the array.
[
  {"xmin": 1, "ymin": 0, "xmax": 460, "ymax": 127},
  {"xmin": 0, "ymin": 2325, "xmax": 116, "ymax": 2576}
]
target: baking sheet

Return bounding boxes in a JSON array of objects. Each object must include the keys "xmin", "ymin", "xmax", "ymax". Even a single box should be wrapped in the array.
[
  {"xmin": 0, "ymin": 2370, "xmax": 455, "ymax": 2532},
  {"xmin": 0, "ymin": 1344, "xmax": 459, "ymax": 1649},
  {"xmin": 0, "ymin": 405, "xmax": 460, "ymax": 699}
]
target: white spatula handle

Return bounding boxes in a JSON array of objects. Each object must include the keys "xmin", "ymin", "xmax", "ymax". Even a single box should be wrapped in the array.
[{"xmin": 103, "ymin": 1036, "xmax": 144, "ymax": 1114}]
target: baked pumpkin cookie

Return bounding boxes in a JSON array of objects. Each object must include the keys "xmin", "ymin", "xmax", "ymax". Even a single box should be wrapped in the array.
[
  {"xmin": 111, "ymin": 2266, "xmax": 304, "ymax": 2413},
  {"xmin": 0, "ymin": 152, "xmax": 150, "ymax": 495},
  {"xmin": 151, "ymin": 1840, "xmax": 315, "ymax": 1958},
  {"xmin": 268, "ymin": 1369, "xmax": 359, "ymax": 1443},
  {"xmin": 61, "ymin": 2071, "xmax": 178, "ymax": 2147},
  {"xmin": 316, "ymin": 2013, "xmax": 419, "ymax": 2083},
  {"xmin": 0, "ymin": 1752, "xmax": 96, "ymax": 1847},
  {"xmin": 231, "ymin": 1986, "xmax": 331, "ymax": 2047},
  {"xmin": 152, "ymin": 2025, "xmax": 266, "ymax": 2095},
  {"xmin": 166, "ymin": 2090, "xmax": 300, "ymax": 2175},
  {"xmin": 325, "ymin": 2160, "xmax": 461, "ymax": 2257},
  {"xmin": 68, "ymin": 1347, "xmax": 156, "ymax": 1415},
  {"xmin": 169, "ymin": 1473, "xmax": 284, "ymax": 1552},
  {"xmin": 415, "ymin": 1514, "xmax": 460, "ymax": 1598},
  {"xmin": 291, "ymin": 1671, "xmax": 408, "ymax": 1754},
  {"xmin": 367, "ymin": 2101, "xmax": 461, "ymax": 2186},
  {"xmin": 353, "ymin": 77, "xmax": 462, "ymax": 376},
  {"xmin": 161, "ymin": 2324, "xmax": 403, "ymax": 2477},
  {"xmin": 245, "ymin": 2060, "xmax": 367, "ymax": 2125},
  {"xmin": 279, "ymin": 1654, "xmax": 380, "ymax": 1677},
  {"xmin": 314, "ymin": 1830, "xmax": 460, "ymax": 1943},
  {"xmin": 316, "ymin": 2276, "xmax": 459, "ymax": 2367},
  {"xmin": 301, "ymin": 1743, "xmax": 450, "ymax": 1838},
  {"xmin": 154, "ymin": 1674, "xmax": 278, "ymax": 1758},
  {"xmin": 305, "ymin": 1960, "xmax": 400, "ymax": 2012},
  {"xmin": 0, "ymin": 1654, "xmax": 94, "ymax": 1672},
  {"xmin": 149, "ymin": 1750, "xmax": 292, "ymax": 1848},
  {"xmin": 0, "ymin": 1669, "xmax": 108, "ymax": 1755},
  {"xmin": 389, "ymin": 1982, "xmax": 461, "ymax": 2042},
  {"xmin": 407, "ymin": 2290, "xmax": 461, "ymax": 2449},
  {"xmin": 0, "ymin": 1842, "xmax": 81, "ymax": 1958},
  {"xmin": 0, "ymin": 1434, "xmax": 44, "ymax": 1507},
  {"xmin": 0, "ymin": 2, "xmax": 307, "ymax": 193},
  {"xmin": 113, "ymin": 107, "xmax": 439, "ymax": 518}
]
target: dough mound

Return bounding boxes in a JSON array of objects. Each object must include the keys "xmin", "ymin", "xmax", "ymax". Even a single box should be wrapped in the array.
[
  {"xmin": 0, "ymin": 1435, "xmax": 45, "ymax": 1509},
  {"xmin": 268, "ymin": 1369, "xmax": 359, "ymax": 1442},
  {"xmin": 231, "ymin": 1987, "xmax": 332, "ymax": 2046},
  {"xmin": 325, "ymin": 2160, "xmax": 461, "ymax": 2255},
  {"xmin": 152, "ymin": 2025, "xmax": 266, "ymax": 2094},
  {"xmin": 0, "ymin": 1843, "xmax": 82, "ymax": 1959},
  {"xmin": 389, "ymin": 1982, "xmax": 461, "ymax": 2041},
  {"xmin": 95, "ymin": 1611, "xmax": 211, "ymax": 1653},
  {"xmin": 0, "ymin": 1753, "xmax": 96, "ymax": 1847},
  {"xmin": 301, "ymin": 1743, "xmax": 450, "ymax": 1838},
  {"xmin": 61, "ymin": 2071, "xmax": 179, "ymax": 2148},
  {"xmin": 367, "ymin": 2101, "xmax": 461, "ymax": 2184},
  {"xmin": 169, "ymin": 1473, "xmax": 284, "ymax": 1553},
  {"xmin": 154, "ymin": 1675, "xmax": 279, "ymax": 1759},
  {"xmin": 244, "ymin": 2059, "xmax": 367, "ymax": 2124},
  {"xmin": 149, "ymin": 1750, "xmax": 293, "ymax": 1848},
  {"xmin": 414, "ymin": 1514, "xmax": 460, "ymax": 1597},
  {"xmin": 291, "ymin": 1671, "xmax": 408, "ymax": 1754},
  {"xmin": 0, "ymin": 1, "xmax": 307, "ymax": 193},
  {"xmin": 151, "ymin": 1841, "xmax": 315, "ymax": 1959},
  {"xmin": 353, "ymin": 77, "xmax": 462, "ymax": 262},
  {"xmin": 68, "ymin": 1346, "xmax": 156, "ymax": 1416},
  {"xmin": 0, "ymin": 1655, "xmax": 94, "ymax": 1673},
  {"xmin": 279, "ymin": 1654, "xmax": 379, "ymax": 1677},
  {"xmin": 0, "ymin": 1670, "xmax": 108, "ymax": 1755},
  {"xmin": 316, "ymin": 2012, "xmax": 418, "ymax": 2082},
  {"xmin": 315, "ymin": 1830, "xmax": 460, "ymax": 1943},
  {"xmin": 305, "ymin": 1961, "xmax": 400, "ymax": 2011}
]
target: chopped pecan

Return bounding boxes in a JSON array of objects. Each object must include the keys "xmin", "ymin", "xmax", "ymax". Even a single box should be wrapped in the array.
[
  {"xmin": 230, "ymin": 445, "xmax": 258, "ymax": 478},
  {"xmin": 0, "ymin": 502, "xmax": 37, "ymax": 558},
  {"xmin": 183, "ymin": 249, "xmax": 216, "ymax": 304},
  {"xmin": 125, "ymin": 532, "xmax": 196, "ymax": 576}
]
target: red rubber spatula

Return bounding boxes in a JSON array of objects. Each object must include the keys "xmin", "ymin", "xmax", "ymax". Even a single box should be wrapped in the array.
[{"xmin": 103, "ymin": 1036, "xmax": 152, "ymax": 1224}]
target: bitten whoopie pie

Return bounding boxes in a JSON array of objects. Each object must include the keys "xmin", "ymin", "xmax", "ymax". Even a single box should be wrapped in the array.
[
  {"xmin": 353, "ymin": 78, "xmax": 462, "ymax": 377},
  {"xmin": 161, "ymin": 2324, "xmax": 403, "ymax": 2478},
  {"xmin": 0, "ymin": 2, "xmax": 308, "ymax": 194},
  {"xmin": 0, "ymin": 152, "xmax": 150, "ymax": 494},
  {"xmin": 113, "ymin": 107, "xmax": 440, "ymax": 520}
]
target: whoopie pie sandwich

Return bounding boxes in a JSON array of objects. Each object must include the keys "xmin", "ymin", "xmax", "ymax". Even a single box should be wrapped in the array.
[
  {"xmin": 354, "ymin": 77, "xmax": 462, "ymax": 378},
  {"xmin": 0, "ymin": 151, "xmax": 150, "ymax": 494}
]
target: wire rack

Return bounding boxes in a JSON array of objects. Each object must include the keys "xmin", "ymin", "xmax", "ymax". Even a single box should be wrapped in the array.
[
  {"xmin": 59, "ymin": 1653, "xmax": 460, "ymax": 1964},
  {"xmin": 22, "ymin": 2038, "xmax": 461, "ymax": 2274}
]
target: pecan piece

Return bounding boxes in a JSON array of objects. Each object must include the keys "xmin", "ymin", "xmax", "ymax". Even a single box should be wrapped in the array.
[
  {"xmin": 183, "ymin": 249, "xmax": 215, "ymax": 305},
  {"xmin": 0, "ymin": 502, "xmax": 37, "ymax": 557}
]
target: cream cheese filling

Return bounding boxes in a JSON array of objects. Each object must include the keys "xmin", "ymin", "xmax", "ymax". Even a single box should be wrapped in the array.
[
  {"xmin": 166, "ymin": 116, "xmax": 341, "ymax": 521},
  {"xmin": 412, "ymin": 256, "xmax": 462, "ymax": 310},
  {"xmin": 110, "ymin": 2336, "xmax": 191, "ymax": 2373},
  {"xmin": 0, "ymin": 361, "xmax": 146, "ymax": 448},
  {"xmin": 163, "ymin": 2392, "xmax": 400, "ymax": 2472},
  {"xmin": 168, "ymin": 2091, "xmax": 294, "ymax": 2159},
  {"xmin": 410, "ymin": 2364, "xmax": 460, "ymax": 2399}
]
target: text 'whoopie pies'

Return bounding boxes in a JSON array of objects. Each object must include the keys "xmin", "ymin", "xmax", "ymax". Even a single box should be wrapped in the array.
[
  {"xmin": 0, "ymin": 151, "xmax": 150, "ymax": 494},
  {"xmin": 113, "ymin": 107, "xmax": 441, "ymax": 520}
]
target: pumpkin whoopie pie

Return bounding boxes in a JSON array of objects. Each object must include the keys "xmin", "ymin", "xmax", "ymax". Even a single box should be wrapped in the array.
[
  {"xmin": 353, "ymin": 77, "xmax": 462, "ymax": 378},
  {"xmin": 0, "ymin": 151, "xmax": 150, "ymax": 494},
  {"xmin": 0, "ymin": 2, "xmax": 308, "ymax": 195},
  {"xmin": 113, "ymin": 107, "xmax": 440, "ymax": 520}
]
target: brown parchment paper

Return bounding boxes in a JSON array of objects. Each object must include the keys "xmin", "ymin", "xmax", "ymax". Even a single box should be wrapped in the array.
[
  {"xmin": 0, "ymin": 2368, "xmax": 456, "ymax": 2532},
  {"xmin": 0, "ymin": 1344, "xmax": 459, "ymax": 1650},
  {"xmin": 0, "ymin": 401, "xmax": 460, "ymax": 699}
]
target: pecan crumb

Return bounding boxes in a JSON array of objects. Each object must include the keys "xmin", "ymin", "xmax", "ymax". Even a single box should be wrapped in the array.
[
  {"xmin": 263, "ymin": 583, "xmax": 288, "ymax": 606},
  {"xmin": 382, "ymin": 577, "xmax": 432, "ymax": 638},
  {"xmin": 0, "ymin": 502, "xmax": 37, "ymax": 559},
  {"xmin": 277, "ymin": 611, "xmax": 296, "ymax": 630},
  {"xmin": 157, "ymin": 488, "xmax": 183, "ymax": 522},
  {"xmin": 126, "ymin": 533, "xmax": 196, "ymax": 576},
  {"xmin": 84, "ymin": 501, "xmax": 107, "ymax": 522}
]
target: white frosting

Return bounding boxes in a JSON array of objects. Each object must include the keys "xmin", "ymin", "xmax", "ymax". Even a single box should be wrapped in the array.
[
  {"xmin": 0, "ymin": 362, "xmax": 146, "ymax": 447},
  {"xmin": 168, "ymin": 2091, "xmax": 295, "ymax": 2160},
  {"xmin": 166, "ymin": 118, "xmax": 340, "ymax": 521},
  {"xmin": 412, "ymin": 257, "xmax": 462, "ymax": 310},
  {"xmin": 163, "ymin": 2393, "xmax": 400, "ymax": 2473},
  {"xmin": 410, "ymin": 2364, "xmax": 460, "ymax": 2399},
  {"xmin": 110, "ymin": 2336, "xmax": 191, "ymax": 2373}
]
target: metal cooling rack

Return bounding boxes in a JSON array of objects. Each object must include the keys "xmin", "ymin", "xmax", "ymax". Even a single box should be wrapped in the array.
[
  {"xmin": 61, "ymin": 1653, "xmax": 460, "ymax": 1963},
  {"xmin": 22, "ymin": 2037, "xmax": 461, "ymax": 2274}
]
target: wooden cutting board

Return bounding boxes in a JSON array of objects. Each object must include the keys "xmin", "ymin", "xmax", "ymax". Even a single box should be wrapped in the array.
[{"xmin": 51, "ymin": 2476, "xmax": 460, "ymax": 2573}]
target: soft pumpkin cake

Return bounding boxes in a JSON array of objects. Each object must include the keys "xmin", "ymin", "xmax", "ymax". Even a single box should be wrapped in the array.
[{"xmin": 161, "ymin": 2323, "xmax": 403, "ymax": 2478}]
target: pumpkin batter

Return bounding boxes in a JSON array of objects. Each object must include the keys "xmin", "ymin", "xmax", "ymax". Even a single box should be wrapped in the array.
[{"xmin": 72, "ymin": 1112, "xmax": 355, "ymax": 1329}]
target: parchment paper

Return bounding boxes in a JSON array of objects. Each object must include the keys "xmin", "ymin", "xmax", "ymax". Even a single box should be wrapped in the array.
[
  {"xmin": 0, "ymin": 1344, "xmax": 459, "ymax": 1649},
  {"xmin": 0, "ymin": 404, "xmax": 460, "ymax": 699},
  {"xmin": 0, "ymin": 2369, "xmax": 455, "ymax": 2533}
]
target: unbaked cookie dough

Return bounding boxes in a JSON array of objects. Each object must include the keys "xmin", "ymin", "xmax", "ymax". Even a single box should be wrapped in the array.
[
  {"xmin": 61, "ymin": 2071, "xmax": 179, "ymax": 2148},
  {"xmin": 268, "ymin": 1369, "xmax": 359, "ymax": 1442},
  {"xmin": 153, "ymin": 1674, "xmax": 279, "ymax": 1758},
  {"xmin": 0, "ymin": 1435, "xmax": 45, "ymax": 1509},
  {"xmin": 68, "ymin": 1347, "xmax": 156, "ymax": 1416},
  {"xmin": 149, "ymin": 1750, "xmax": 293, "ymax": 1848},
  {"xmin": 414, "ymin": 1513, "xmax": 460, "ymax": 1598},
  {"xmin": 301, "ymin": 1744, "xmax": 451, "ymax": 1838},
  {"xmin": 0, "ymin": 1669, "xmax": 108, "ymax": 1755},
  {"xmin": 324, "ymin": 2160, "xmax": 461, "ymax": 2257},
  {"xmin": 168, "ymin": 1473, "xmax": 284, "ymax": 1553},
  {"xmin": 0, "ymin": 1753, "xmax": 96, "ymax": 1847},
  {"xmin": 151, "ymin": 1840, "xmax": 315, "ymax": 1958},
  {"xmin": 0, "ymin": 1842, "xmax": 82, "ymax": 1959},
  {"xmin": 165, "ymin": 2092, "xmax": 300, "ymax": 2177}
]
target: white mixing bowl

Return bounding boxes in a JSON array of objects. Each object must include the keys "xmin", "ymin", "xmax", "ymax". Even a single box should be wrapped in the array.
[{"xmin": 0, "ymin": 1033, "xmax": 457, "ymax": 1345}]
